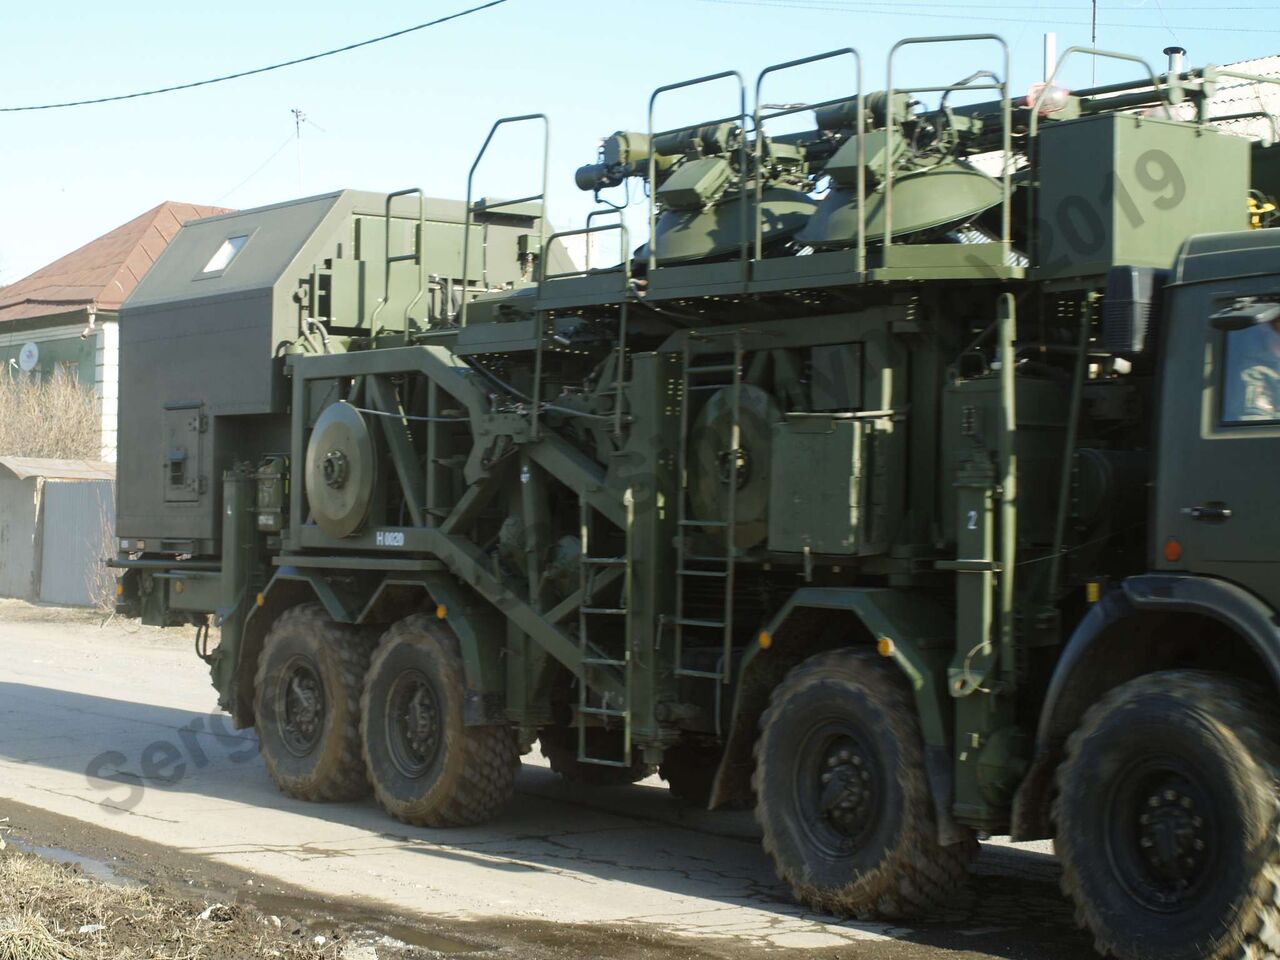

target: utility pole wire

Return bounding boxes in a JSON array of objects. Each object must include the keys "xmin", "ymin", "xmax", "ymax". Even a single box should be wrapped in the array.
[
  {"xmin": 215, "ymin": 133, "xmax": 296, "ymax": 203},
  {"xmin": 693, "ymin": 0, "xmax": 1280, "ymax": 31},
  {"xmin": 0, "ymin": 0, "xmax": 509, "ymax": 113}
]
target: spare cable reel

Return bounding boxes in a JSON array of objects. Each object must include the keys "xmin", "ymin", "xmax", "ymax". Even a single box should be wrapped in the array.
[
  {"xmin": 305, "ymin": 401, "xmax": 379, "ymax": 538},
  {"xmin": 688, "ymin": 384, "xmax": 780, "ymax": 550}
]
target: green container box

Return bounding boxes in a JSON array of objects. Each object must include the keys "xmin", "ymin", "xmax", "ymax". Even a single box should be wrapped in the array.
[
  {"xmin": 768, "ymin": 417, "xmax": 864, "ymax": 555},
  {"xmin": 1036, "ymin": 113, "xmax": 1250, "ymax": 279}
]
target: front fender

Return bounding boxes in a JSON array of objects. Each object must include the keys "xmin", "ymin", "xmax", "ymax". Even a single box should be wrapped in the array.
[
  {"xmin": 711, "ymin": 586, "xmax": 963, "ymax": 843},
  {"xmin": 1012, "ymin": 573, "xmax": 1280, "ymax": 840},
  {"xmin": 760, "ymin": 587, "xmax": 954, "ymax": 747}
]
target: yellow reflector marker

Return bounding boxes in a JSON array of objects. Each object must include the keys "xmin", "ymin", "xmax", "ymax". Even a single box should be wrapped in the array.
[
  {"xmin": 174, "ymin": 581, "xmax": 184, "ymax": 594},
  {"xmin": 1086, "ymin": 581, "xmax": 1101, "ymax": 604},
  {"xmin": 436, "ymin": 604, "xmax": 448, "ymax": 620},
  {"xmin": 877, "ymin": 636, "xmax": 895, "ymax": 657},
  {"xmin": 115, "ymin": 582, "xmax": 124, "ymax": 597},
  {"xmin": 256, "ymin": 592, "xmax": 266, "ymax": 608},
  {"xmin": 757, "ymin": 631, "xmax": 772, "ymax": 649}
]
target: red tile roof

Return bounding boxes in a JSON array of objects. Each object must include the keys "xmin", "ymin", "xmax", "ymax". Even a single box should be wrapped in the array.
[{"xmin": 0, "ymin": 201, "xmax": 232, "ymax": 324}]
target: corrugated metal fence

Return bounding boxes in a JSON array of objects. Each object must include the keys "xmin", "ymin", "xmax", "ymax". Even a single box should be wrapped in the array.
[{"xmin": 38, "ymin": 480, "xmax": 114, "ymax": 607}]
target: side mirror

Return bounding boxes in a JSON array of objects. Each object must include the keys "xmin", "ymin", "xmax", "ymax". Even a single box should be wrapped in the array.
[{"xmin": 1210, "ymin": 298, "xmax": 1280, "ymax": 332}]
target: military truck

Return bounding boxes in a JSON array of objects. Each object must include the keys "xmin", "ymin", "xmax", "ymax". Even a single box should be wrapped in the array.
[{"xmin": 114, "ymin": 37, "xmax": 1280, "ymax": 960}]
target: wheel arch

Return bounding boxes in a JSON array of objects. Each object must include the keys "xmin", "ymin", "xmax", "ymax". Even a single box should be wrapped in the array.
[
  {"xmin": 710, "ymin": 586, "xmax": 962, "ymax": 842},
  {"xmin": 1012, "ymin": 573, "xmax": 1280, "ymax": 841}
]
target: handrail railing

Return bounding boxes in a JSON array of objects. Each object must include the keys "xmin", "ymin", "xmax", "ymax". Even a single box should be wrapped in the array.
[
  {"xmin": 537, "ymin": 222, "xmax": 632, "ymax": 439},
  {"xmin": 754, "ymin": 48, "xmax": 864, "ymax": 273},
  {"xmin": 584, "ymin": 208, "xmax": 624, "ymax": 272},
  {"xmin": 541, "ymin": 222, "xmax": 632, "ymax": 283},
  {"xmin": 646, "ymin": 71, "xmax": 749, "ymax": 281},
  {"xmin": 368, "ymin": 188, "xmax": 426, "ymax": 345},
  {"xmin": 1201, "ymin": 67, "xmax": 1280, "ymax": 140},
  {"xmin": 1032, "ymin": 48, "xmax": 1169, "ymax": 136},
  {"xmin": 887, "ymin": 35, "xmax": 1012, "ymax": 252},
  {"xmin": 459, "ymin": 114, "xmax": 549, "ymax": 327}
]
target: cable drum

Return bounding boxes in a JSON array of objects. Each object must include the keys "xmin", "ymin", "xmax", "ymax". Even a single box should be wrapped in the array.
[
  {"xmin": 688, "ymin": 384, "xmax": 779, "ymax": 550},
  {"xmin": 305, "ymin": 401, "xmax": 378, "ymax": 538}
]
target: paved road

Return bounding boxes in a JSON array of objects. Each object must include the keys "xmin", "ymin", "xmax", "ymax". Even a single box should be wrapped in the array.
[{"xmin": 0, "ymin": 605, "xmax": 1095, "ymax": 958}]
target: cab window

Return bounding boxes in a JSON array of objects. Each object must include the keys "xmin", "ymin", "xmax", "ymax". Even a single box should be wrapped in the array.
[{"xmin": 1221, "ymin": 318, "xmax": 1280, "ymax": 425}]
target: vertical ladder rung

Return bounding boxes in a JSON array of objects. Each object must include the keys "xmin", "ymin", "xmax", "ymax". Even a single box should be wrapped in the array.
[
  {"xmin": 673, "ymin": 617, "xmax": 726, "ymax": 629},
  {"xmin": 686, "ymin": 363, "xmax": 739, "ymax": 374},
  {"xmin": 673, "ymin": 333, "xmax": 744, "ymax": 689},
  {"xmin": 577, "ymin": 491, "xmax": 633, "ymax": 767},
  {"xmin": 578, "ymin": 705, "xmax": 628, "ymax": 718}
]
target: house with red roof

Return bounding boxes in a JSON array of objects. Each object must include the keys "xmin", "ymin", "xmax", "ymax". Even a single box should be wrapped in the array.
[{"xmin": 0, "ymin": 202, "xmax": 230, "ymax": 461}]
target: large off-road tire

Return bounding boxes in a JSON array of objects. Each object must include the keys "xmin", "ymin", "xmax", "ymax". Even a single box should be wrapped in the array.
[
  {"xmin": 361, "ymin": 613, "xmax": 519, "ymax": 827},
  {"xmin": 754, "ymin": 649, "xmax": 978, "ymax": 919},
  {"xmin": 1054, "ymin": 670, "xmax": 1280, "ymax": 960},
  {"xmin": 539, "ymin": 727, "xmax": 654, "ymax": 786},
  {"xmin": 253, "ymin": 602, "xmax": 373, "ymax": 802}
]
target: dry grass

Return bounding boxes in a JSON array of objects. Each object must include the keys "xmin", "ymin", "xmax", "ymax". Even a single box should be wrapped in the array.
[
  {"xmin": 0, "ymin": 849, "xmax": 345, "ymax": 960},
  {"xmin": 85, "ymin": 490, "xmax": 118, "ymax": 614},
  {"xmin": 0, "ymin": 912, "xmax": 70, "ymax": 960},
  {"xmin": 0, "ymin": 371, "xmax": 101, "ymax": 460}
]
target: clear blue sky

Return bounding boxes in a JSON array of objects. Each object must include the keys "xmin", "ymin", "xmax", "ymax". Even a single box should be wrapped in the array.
[{"xmin": 2, "ymin": 0, "xmax": 1278, "ymax": 284}]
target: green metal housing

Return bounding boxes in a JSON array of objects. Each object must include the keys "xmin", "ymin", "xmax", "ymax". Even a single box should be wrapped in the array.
[{"xmin": 113, "ymin": 39, "xmax": 1280, "ymax": 851}]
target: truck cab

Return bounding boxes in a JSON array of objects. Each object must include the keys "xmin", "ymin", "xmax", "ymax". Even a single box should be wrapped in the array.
[{"xmin": 1157, "ymin": 230, "xmax": 1280, "ymax": 605}]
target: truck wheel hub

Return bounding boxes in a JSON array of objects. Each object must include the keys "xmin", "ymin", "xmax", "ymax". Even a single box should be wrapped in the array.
[
  {"xmin": 819, "ymin": 739, "xmax": 877, "ymax": 839},
  {"xmin": 1108, "ymin": 759, "xmax": 1216, "ymax": 910},
  {"xmin": 387, "ymin": 670, "xmax": 441, "ymax": 778},
  {"xmin": 1137, "ymin": 783, "xmax": 1207, "ymax": 885},
  {"xmin": 280, "ymin": 660, "xmax": 325, "ymax": 756}
]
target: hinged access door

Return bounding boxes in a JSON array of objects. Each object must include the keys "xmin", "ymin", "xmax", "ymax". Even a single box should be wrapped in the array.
[{"xmin": 162, "ymin": 403, "xmax": 206, "ymax": 504}]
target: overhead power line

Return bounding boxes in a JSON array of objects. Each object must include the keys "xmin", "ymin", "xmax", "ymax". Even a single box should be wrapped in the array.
[
  {"xmin": 0, "ymin": 0, "xmax": 510, "ymax": 113},
  {"xmin": 701, "ymin": 0, "xmax": 1277, "ymax": 10},
  {"xmin": 696, "ymin": 0, "xmax": 1280, "ymax": 33}
]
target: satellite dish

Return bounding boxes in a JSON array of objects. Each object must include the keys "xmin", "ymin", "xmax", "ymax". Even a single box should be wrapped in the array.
[{"xmin": 17, "ymin": 342, "xmax": 38, "ymax": 372}]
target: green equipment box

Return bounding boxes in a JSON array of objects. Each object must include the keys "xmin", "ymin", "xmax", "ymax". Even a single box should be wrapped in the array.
[
  {"xmin": 1036, "ymin": 113, "xmax": 1250, "ymax": 279},
  {"xmin": 768, "ymin": 416, "xmax": 864, "ymax": 555}
]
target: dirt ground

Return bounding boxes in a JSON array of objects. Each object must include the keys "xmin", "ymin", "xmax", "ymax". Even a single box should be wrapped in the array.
[
  {"xmin": 0, "ymin": 844, "xmax": 339, "ymax": 960},
  {"xmin": 0, "ymin": 599, "xmax": 1097, "ymax": 959}
]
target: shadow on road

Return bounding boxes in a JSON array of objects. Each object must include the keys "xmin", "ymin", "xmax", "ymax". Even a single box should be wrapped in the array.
[{"xmin": 0, "ymin": 680, "xmax": 1094, "ymax": 959}]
